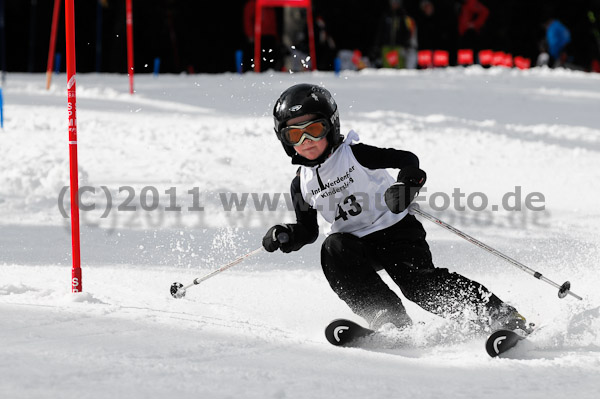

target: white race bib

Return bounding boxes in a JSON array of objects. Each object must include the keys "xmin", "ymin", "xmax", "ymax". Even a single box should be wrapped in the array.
[{"xmin": 299, "ymin": 131, "xmax": 408, "ymax": 237}]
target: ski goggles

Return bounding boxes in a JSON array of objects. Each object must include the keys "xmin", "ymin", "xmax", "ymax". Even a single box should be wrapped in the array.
[{"xmin": 280, "ymin": 119, "xmax": 330, "ymax": 146}]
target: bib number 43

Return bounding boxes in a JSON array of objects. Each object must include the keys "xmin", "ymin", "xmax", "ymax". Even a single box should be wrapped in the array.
[{"xmin": 335, "ymin": 194, "xmax": 362, "ymax": 221}]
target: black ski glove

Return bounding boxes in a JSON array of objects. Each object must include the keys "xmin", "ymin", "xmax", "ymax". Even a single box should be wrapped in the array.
[
  {"xmin": 384, "ymin": 166, "xmax": 427, "ymax": 214},
  {"xmin": 262, "ymin": 224, "xmax": 295, "ymax": 253}
]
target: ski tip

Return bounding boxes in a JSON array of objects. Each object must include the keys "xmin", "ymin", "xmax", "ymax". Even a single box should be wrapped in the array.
[
  {"xmin": 325, "ymin": 319, "xmax": 352, "ymax": 346},
  {"xmin": 325, "ymin": 319, "xmax": 374, "ymax": 347},
  {"xmin": 485, "ymin": 329, "xmax": 525, "ymax": 357}
]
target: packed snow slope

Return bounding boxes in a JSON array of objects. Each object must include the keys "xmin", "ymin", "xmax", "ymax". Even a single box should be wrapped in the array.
[{"xmin": 1, "ymin": 67, "xmax": 599, "ymax": 399}]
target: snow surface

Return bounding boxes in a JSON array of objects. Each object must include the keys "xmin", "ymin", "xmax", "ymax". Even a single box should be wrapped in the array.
[{"xmin": 1, "ymin": 67, "xmax": 600, "ymax": 399}]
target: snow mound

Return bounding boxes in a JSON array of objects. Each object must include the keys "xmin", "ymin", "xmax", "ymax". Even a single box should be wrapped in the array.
[
  {"xmin": 61, "ymin": 291, "xmax": 109, "ymax": 305},
  {"xmin": 0, "ymin": 283, "xmax": 39, "ymax": 296}
]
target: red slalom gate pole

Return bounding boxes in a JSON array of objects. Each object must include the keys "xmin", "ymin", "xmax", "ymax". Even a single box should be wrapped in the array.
[
  {"xmin": 45, "ymin": 0, "xmax": 61, "ymax": 90},
  {"xmin": 126, "ymin": 0, "xmax": 134, "ymax": 94},
  {"xmin": 65, "ymin": 0, "xmax": 82, "ymax": 293}
]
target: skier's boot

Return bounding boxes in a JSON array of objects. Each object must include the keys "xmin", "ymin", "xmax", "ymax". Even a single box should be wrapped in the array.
[
  {"xmin": 368, "ymin": 308, "xmax": 413, "ymax": 331},
  {"xmin": 490, "ymin": 306, "xmax": 533, "ymax": 334}
]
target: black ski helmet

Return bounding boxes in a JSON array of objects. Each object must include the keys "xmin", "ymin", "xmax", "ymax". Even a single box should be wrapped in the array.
[{"xmin": 273, "ymin": 84, "xmax": 342, "ymax": 163}]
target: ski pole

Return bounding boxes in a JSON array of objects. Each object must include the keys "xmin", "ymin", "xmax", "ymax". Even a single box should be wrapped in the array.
[
  {"xmin": 408, "ymin": 203, "xmax": 583, "ymax": 301},
  {"xmin": 170, "ymin": 232, "xmax": 288, "ymax": 299}
]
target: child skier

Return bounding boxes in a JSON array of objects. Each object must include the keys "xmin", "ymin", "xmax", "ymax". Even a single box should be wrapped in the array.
[{"xmin": 263, "ymin": 83, "xmax": 527, "ymax": 332}]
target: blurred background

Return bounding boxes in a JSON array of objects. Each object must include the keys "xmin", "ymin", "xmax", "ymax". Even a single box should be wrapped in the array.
[{"xmin": 1, "ymin": 0, "xmax": 600, "ymax": 74}]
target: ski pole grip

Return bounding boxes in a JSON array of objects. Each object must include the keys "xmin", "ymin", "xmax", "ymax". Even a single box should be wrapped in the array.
[{"xmin": 277, "ymin": 232, "xmax": 289, "ymax": 244}]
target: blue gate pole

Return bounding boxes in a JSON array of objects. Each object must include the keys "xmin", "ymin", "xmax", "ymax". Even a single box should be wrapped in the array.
[
  {"xmin": 54, "ymin": 53, "xmax": 62, "ymax": 74},
  {"xmin": 153, "ymin": 57, "xmax": 160, "ymax": 77},
  {"xmin": 334, "ymin": 57, "xmax": 341, "ymax": 76},
  {"xmin": 235, "ymin": 50, "xmax": 243, "ymax": 74}
]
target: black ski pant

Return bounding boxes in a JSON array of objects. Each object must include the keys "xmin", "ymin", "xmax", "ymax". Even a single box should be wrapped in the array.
[{"xmin": 320, "ymin": 215, "xmax": 509, "ymax": 327}]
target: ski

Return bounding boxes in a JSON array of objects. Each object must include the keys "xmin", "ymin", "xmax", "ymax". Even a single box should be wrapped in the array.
[
  {"xmin": 327, "ymin": 318, "xmax": 533, "ymax": 356},
  {"xmin": 485, "ymin": 329, "xmax": 529, "ymax": 357},
  {"xmin": 325, "ymin": 319, "xmax": 375, "ymax": 346}
]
